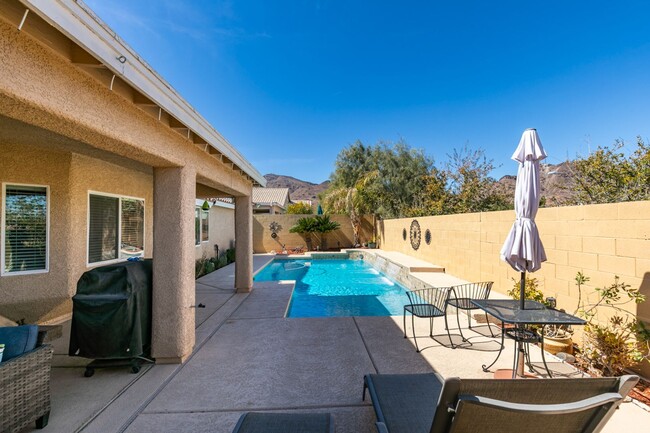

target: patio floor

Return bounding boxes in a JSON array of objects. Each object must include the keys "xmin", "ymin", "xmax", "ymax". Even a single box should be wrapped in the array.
[{"xmin": 27, "ymin": 253, "xmax": 649, "ymax": 432}]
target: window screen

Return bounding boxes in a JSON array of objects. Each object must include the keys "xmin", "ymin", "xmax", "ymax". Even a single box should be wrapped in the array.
[
  {"xmin": 201, "ymin": 209, "xmax": 209, "ymax": 242},
  {"xmin": 120, "ymin": 198, "xmax": 144, "ymax": 259},
  {"xmin": 3, "ymin": 185, "xmax": 48, "ymax": 273}
]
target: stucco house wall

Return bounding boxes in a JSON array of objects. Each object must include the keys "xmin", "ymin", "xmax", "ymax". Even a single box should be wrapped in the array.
[
  {"xmin": 194, "ymin": 203, "xmax": 235, "ymax": 260},
  {"xmin": 0, "ymin": 143, "xmax": 154, "ymax": 323}
]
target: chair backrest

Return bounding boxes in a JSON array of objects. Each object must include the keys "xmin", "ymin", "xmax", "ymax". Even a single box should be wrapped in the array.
[
  {"xmin": 430, "ymin": 375, "xmax": 638, "ymax": 433},
  {"xmin": 450, "ymin": 282, "xmax": 493, "ymax": 301},
  {"xmin": 405, "ymin": 287, "xmax": 452, "ymax": 313}
]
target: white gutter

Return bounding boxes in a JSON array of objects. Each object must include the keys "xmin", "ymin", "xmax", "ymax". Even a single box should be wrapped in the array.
[{"xmin": 19, "ymin": 0, "xmax": 266, "ymax": 187}]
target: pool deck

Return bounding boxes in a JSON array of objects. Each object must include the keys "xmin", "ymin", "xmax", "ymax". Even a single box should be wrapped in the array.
[{"xmin": 30, "ymin": 252, "xmax": 649, "ymax": 432}]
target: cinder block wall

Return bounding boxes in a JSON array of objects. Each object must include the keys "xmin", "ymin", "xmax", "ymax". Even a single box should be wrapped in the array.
[
  {"xmin": 253, "ymin": 214, "xmax": 373, "ymax": 253},
  {"xmin": 379, "ymin": 201, "xmax": 650, "ymax": 328}
]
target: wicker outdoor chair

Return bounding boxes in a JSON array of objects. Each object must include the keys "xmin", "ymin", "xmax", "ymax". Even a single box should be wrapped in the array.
[
  {"xmin": 0, "ymin": 344, "xmax": 53, "ymax": 432},
  {"xmin": 403, "ymin": 287, "xmax": 454, "ymax": 351},
  {"xmin": 446, "ymin": 281, "xmax": 495, "ymax": 342},
  {"xmin": 363, "ymin": 372, "xmax": 639, "ymax": 433}
]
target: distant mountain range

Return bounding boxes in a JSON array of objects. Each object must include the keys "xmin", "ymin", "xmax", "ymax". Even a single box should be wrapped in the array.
[
  {"xmin": 264, "ymin": 174, "xmax": 331, "ymax": 202},
  {"xmin": 265, "ymin": 162, "xmax": 575, "ymax": 207}
]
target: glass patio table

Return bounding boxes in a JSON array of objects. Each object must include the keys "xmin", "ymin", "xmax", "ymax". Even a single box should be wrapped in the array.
[{"xmin": 471, "ymin": 299, "xmax": 586, "ymax": 378}]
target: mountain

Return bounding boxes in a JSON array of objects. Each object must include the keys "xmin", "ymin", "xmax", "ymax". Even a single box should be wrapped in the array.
[
  {"xmin": 264, "ymin": 174, "xmax": 330, "ymax": 202},
  {"xmin": 495, "ymin": 162, "xmax": 576, "ymax": 206}
]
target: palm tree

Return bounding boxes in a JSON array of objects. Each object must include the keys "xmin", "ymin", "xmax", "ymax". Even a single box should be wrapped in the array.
[{"xmin": 321, "ymin": 171, "xmax": 377, "ymax": 246}]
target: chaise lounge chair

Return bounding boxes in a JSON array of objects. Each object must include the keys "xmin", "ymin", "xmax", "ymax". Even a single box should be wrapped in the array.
[
  {"xmin": 232, "ymin": 412, "xmax": 334, "ymax": 433},
  {"xmin": 362, "ymin": 372, "xmax": 638, "ymax": 433}
]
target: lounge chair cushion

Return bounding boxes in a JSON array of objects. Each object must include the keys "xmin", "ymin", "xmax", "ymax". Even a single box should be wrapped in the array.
[
  {"xmin": 232, "ymin": 412, "xmax": 334, "ymax": 433},
  {"xmin": 365, "ymin": 373, "xmax": 443, "ymax": 433},
  {"xmin": 0, "ymin": 325, "xmax": 39, "ymax": 361}
]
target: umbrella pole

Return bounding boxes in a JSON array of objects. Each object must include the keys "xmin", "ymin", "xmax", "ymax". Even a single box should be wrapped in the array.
[
  {"xmin": 517, "ymin": 270, "xmax": 526, "ymax": 377},
  {"xmin": 519, "ymin": 271, "xmax": 526, "ymax": 310}
]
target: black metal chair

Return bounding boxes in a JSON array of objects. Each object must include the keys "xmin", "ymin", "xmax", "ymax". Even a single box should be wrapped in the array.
[
  {"xmin": 446, "ymin": 281, "xmax": 495, "ymax": 342},
  {"xmin": 403, "ymin": 287, "xmax": 454, "ymax": 352}
]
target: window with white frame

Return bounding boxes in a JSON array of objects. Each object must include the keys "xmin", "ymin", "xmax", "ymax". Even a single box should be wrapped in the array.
[
  {"xmin": 201, "ymin": 209, "xmax": 209, "ymax": 242},
  {"xmin": 2, "ymin": 184, "xmax": 49, "ymax": 275},
  {"xmin": 88, "ymin": 193, "xmax": 144, "ymax": 264},
  {"xmin": 194, "ymin": 207, "xmax": 210, "ymax": 245}
]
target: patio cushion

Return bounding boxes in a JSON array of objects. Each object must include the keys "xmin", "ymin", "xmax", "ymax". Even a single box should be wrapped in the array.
[
  {"xmin": 0, "ymin": 324, "xmax": 39, "ymax": 362},
  {"xmin": 232, "ymin": 412, "xmax": 334, "ymax": 433},
  {"xmin": 365, "ymin": 373, "xmax": 443, "ymax": 433}
]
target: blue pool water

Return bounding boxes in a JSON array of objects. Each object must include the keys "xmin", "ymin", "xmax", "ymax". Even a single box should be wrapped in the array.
[{"xmin": 253, "ymin": 259, "xmax": 409, "ymax": 318}]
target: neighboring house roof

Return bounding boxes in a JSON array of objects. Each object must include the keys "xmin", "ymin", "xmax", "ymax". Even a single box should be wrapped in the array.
[
  {"xmin": 21, "ymin": 0, "xmax": 265, "ymax": 187},
  {"xmin": 252, "ymin": 188, "xmax": 291, "ymax": 209}
]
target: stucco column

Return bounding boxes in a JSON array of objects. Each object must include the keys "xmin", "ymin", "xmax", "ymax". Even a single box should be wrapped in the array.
[
  {"xmin": 235, "ymin": 195, "xmax": 253, "ymax": 293},
  {"xmin": 151, "ymin": 166, "xmax": 196, "ymax": 363}
]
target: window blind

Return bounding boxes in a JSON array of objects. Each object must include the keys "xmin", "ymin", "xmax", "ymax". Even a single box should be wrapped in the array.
[
  {"xmin": 88, "ymin": 194, "xmax": 119, "ymax": 263},
  {"xmin": 3, "ymin": 185, "xmax": 47, "ymax": 273}
]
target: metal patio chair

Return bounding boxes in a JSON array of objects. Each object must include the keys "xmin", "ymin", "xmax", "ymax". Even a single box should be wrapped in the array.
[
  {"xmin": 446, "ymin": 281, "xmax": 495, "ymax": 342},
  {"xmin": 403, "ymin": 287, "xmax": 454, "ymax": 351},
  {"xmin": 363, "ymin": 372, "xmax": 639, "ymax": 433}
]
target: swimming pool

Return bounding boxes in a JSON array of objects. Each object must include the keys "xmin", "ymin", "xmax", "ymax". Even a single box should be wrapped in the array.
[{"xmin": 253, "ymin": 259, "xmax": 409, "ymax": 318}]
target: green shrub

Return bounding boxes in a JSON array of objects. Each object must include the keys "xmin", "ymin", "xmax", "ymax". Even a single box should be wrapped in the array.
[
  {"xmin": 507, "ymin": 276, "xmax": 545, "ymax": 304},
  {"xmin": 225, "ymin": 248, "xmax": 236, "ymax": 264}
]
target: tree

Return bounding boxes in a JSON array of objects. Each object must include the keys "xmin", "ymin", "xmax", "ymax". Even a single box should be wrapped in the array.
[
  {"xmin": 312, "ymin": 215, "xmax": 341, "ymax": 250},
  {"xmin": 567, "ymin": 137, "xmax": 650, "ymax": 205},
  {"xmin": 443, "ymin": 144, "xmax": 511, "ymax": 213},
  {"xmin": 322, "ymin": 139, "xmax": 433, "ymax": 220},
  {"xmin": 321, "ymin": 170, "xmax": 377, "ymax": 245},
  {"xmin": 289, "ymin": 217, "xmax": 318, "ymax": 250},
  {"xmin": 287, "ymin": 202, "xmax": 313, "ymax": 214}
]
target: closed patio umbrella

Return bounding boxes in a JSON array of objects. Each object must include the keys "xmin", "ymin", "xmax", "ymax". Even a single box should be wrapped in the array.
[
  {"xmin": 500, "ymin": 128, "xmax": 547, "ymax": 307},
  {"xmin": 500, "ymin": 128, "xmax": 547, "ymax": 377}
]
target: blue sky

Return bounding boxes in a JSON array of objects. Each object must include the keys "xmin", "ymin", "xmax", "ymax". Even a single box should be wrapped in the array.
[{"xmin": 84, "ymin": 0, "xmax": 650, "ymax": 183}]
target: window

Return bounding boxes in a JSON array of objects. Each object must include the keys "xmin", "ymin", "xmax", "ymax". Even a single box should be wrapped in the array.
[
  {"xmin": 2, "ymin": 184, "xmax": 49, "ymax": 275},
  {"xmin": 195, "ymin": 207, "xmax": 210, "ymax": 245},
  {"xmin": 194, "ymin": 207, "xmax": 201, "ymax": 246},
  {"xmin": 201, "ymin": 209, "xmax": 209, "ymax": 242},
  {"xmin": 88, "ymin": 193, "xmax": 144, "ymax": 264}
]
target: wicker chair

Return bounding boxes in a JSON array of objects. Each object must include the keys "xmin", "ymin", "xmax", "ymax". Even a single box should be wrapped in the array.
[
  {"xmin": 403, "ymin": 287, "xmax": 454, "ymax": 352},
  {"xmin": 0, "ymin": 344, "xmax": 53, "ymax": 432},
  {"xmin": 446, "ymin": 281, "xmax": 495, "ymax": 342}
]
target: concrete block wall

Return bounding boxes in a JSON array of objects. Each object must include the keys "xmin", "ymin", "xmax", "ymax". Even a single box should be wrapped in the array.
[
  {"xmin": 253, "ymin": 214, "xmax": 373, "ymax": 253},
  {"xmin": 379, "ymin": 201, "xmax": 650, "ymax": 327}
]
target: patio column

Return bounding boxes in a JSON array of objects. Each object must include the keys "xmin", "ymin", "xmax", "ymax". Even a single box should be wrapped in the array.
[
  {"xmin": 235, "ymin": 195, "xmax": 253, "ymax": 293},
  {"xmin": 151, "ymin": 166, "xmax": 196, "ymax": 363}
]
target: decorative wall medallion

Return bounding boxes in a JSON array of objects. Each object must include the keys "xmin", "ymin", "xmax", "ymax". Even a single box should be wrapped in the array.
[
  {"xmin": 425, "ymin": 229, "xmax": 431, "ymax": 245},
  {"xmin": 410, "ymin": 220, "xmax": 421, "ymax": 250},
  {"xmin": 402, "ymin": 228, "xmax": 407, "ymax": 241}
]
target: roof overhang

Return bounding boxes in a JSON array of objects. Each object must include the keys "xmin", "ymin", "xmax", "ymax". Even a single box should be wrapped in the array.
[{"xmin": 17, "ymin": 0, "xmax": 266, "ymax": 187}]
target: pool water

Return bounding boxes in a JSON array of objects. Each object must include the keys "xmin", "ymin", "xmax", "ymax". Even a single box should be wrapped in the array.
[{"xmin": 253, "ymin": 259, "xmax": 409, "ymax": 318}]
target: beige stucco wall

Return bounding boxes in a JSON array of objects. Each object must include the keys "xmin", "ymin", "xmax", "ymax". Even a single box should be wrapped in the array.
[
  {"xmin": 0, "ymin": 16, "xmax": 251, "ymax": 197},
  {"xmin": 0, "ymin": 143, "xmax": 154, "ymax": 323},
  {"xmin": 195, "ymin": 204, "xmax": 235, "ymax": 259},
  {"xmin": 253, "ymin": 214, "xmax": 374, "ymax": 253}
]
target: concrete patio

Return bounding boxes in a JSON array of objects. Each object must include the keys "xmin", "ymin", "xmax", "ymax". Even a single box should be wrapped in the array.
[{"xmin": 28, "ymin": 253, "xmax": 649, "ymax": 433}]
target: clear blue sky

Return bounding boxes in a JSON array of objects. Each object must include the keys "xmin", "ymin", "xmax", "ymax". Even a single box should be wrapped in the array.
[{"xmin": 85, "ymin": 0, "xmax": 650, "ymax": 184}]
